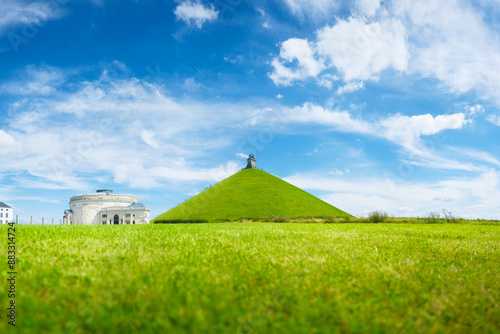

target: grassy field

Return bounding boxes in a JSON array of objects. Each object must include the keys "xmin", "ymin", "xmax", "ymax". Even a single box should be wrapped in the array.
[
  {"xmin": 152, "ymin": 169, "xmax": 351, "ymax": 222},
  {"xmin": 3, "ymin": 223, "xmax": 500, "ymax": 333}
]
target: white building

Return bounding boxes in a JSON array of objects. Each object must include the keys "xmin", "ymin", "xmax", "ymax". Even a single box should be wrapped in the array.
[
  {"xmin": 0, "ymin": 202, "xmax": 13, "ymax": 224},
  {"xmin": 63, "ymin": 189, "xmax": 150, "ymax": 225}
]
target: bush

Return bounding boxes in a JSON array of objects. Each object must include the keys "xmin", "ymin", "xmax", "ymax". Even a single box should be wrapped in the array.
[
  {"xmin": 342, "ymin": 215, "xmax": 354, "ymax": 223},
  {"xmin": 263, "ymin": 216, "xmax": 289, "ymax": 223},
  {"xmin": 442, "ymin": 209, "xmax": 458, "ymax": 224},
  {"xmin": 368, "ymin": 211, "xmax": 389, "ymax": 223},
  {"xmin": 322, "ymin": 216, "xmax": 337, "ymax": 224},
  {"xmin": 425, "ymin": 211, "xmax": 441, "ymax": 224}
]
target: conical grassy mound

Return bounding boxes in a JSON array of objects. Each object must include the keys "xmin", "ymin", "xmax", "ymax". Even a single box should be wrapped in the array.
[{"xmin": 151, "ymin": 169, "xmax": 351, "ymax": 223}]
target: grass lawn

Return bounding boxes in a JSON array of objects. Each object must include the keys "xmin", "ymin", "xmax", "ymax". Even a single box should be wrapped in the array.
[{"xmin": 3, "ymin": 223, "xmax": 500, "ymax": 333}]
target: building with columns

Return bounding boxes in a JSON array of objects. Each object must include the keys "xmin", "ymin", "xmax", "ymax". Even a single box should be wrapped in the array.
[
  {"xmin": 0, "ymin": 202, "xmax": 13, "ymax": 224},
  {"xmin": 63, "ymin": 189, "xmax": 150, "ymax": 225}
]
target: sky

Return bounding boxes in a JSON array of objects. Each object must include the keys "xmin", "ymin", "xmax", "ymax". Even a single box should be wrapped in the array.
[{"xmin": 1, "ymin": 0, "xmax": 500, "ymax": 223}]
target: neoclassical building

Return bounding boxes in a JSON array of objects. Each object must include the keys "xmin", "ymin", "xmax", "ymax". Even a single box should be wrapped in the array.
[
  {"xmin": 0, "ymin": 202, "xmax": 13, "ymax": 224},
  {"xmin": 63, "ymin": 189, "xmax": 150, "ymax": 225}
]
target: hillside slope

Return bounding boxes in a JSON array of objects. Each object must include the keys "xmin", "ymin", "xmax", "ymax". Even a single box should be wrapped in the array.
[{"xmin": 151, "ymin": 168, "xmax": 351, "ymax": 222}]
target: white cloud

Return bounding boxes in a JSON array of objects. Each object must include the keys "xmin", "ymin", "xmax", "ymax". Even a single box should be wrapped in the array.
[
  {"xmin": 283, "ymin": 103, "xmax": 473, "ymax": 171},
  {"xmin": 0, "ymin": 65, "xmax": 256, "ymax": 189},
  {"xmin": 1, "ymin": 65, "xmax": 64, "ymax": 95},
  {"xmin": 272, "ymin": 1, "xmax": 500, "ymax": 108},
  {"xmin": 0, "ymin": 130, "xmax": 22, "ymax": 155},
  {"xmin": 141, "ymin": 131, "xmax": 160, "ymax": 149},
  {"xmin": 451, "ymin": 148, "xmax": 500, "ymax": 166},
  {"xmin": 392, "ymin": 1, "xmax": 500, "ymax": 104},
  {"xmin": 236, "ymin": 153, "xmax": 247, "ymax": 159},
  {"xmin": 379, "ymin": 113, "xmax": 470, "ymax": 155},
  {"xmin": 356, "ymin": 0, "xmax": 380, "ymax": 17},
  {"xmin": 285, "ymin": 169, "xmax": 500, "ymax": 219},
  {"xmin": 336, "ymin": 81, "xmax": 365, "ymax": 95},
  {"xmin": 270, "ymin": 17, "xmax": 409, "ymax": 85},
  {"xmin": 465, "ymin": 104, "xmax": 484, "ymax": 116},
  {"xmin": 285, "ymin": 102, "xmax": 374, "ymax": 134},
  {"xmin": 174, "ymin": 1, "xmax": 219, "ymax": 28},
  {"xmin": 0, "ymin": 0, "xmax": 61, "ymax": 33},
  {"xmin": 317, "ymin": 74, "xmax": 339, "ymax": 89},
  {"xmin": 282, "ymin": 0, "xmax": 339, "ymax": 20},
  {"xmin": 276, "ymin": 94, "xmax": 284, "ymax": 99},
  {"xmin": 487, "ymin": 114, "xmax": 500, "ymax": 126},
  {"xmin": 316, "ymin": 18, "xmax": 408, "ymax": 81},
  {"xmin": 270, "ymin": 38, "xmax": 325, "ymax": 86}
]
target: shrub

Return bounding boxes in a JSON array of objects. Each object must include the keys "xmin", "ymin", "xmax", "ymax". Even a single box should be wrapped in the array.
[
  {"xmin": 343, "ymin": 215, "xmax": 354, "ymax": 223},
  {"xmin": 368, "ymin": 211, "xmax": 389, "ymax": 223},
  {"xmin": 442, "ymin": 209, "xmax": 458, "ymax": 224},
  {"xmin": 266, "ymin": 216, "xmax": 289, "ymax": 223},
  {"xmin": 425, "ymin": 211, "xmax": 441, "ymax": 224},
  {"xmin": 323, "ymin": 216, "xmax": 336, "ymax": 224}
]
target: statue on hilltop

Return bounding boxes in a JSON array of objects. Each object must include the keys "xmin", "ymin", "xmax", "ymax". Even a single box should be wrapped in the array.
[{"xmin": 245, "ymin": 154, "xmax": 257, "ymax": 169}]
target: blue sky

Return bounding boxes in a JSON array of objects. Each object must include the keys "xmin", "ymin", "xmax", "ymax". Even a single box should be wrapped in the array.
[{"xmin": 1, "ymin": 0, "xmax": 500, "ymax": 223}]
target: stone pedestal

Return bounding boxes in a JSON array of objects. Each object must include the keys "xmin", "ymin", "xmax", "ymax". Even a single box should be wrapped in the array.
[{"xmin": 245, "ymin": 154, "xmax": 257, "ymax": 169}]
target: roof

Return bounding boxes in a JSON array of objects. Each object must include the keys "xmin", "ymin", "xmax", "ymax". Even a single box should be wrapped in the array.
[
  {"xmin": 127, "ymin": 202, "xmax": 146, "ymax": 208},
  {"xmin": 0, "ymin": 202, "xmax": 11, "ymax": 208}
]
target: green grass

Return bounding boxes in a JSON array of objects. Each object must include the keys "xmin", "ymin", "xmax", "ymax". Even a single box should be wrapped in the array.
[
  {"xmin": 152, "ymin": 168, "xmax": 351, "ymax": 223},
  {"xmin": 3, "ymin": 223, "xmax": 500, "ymax": 333}
]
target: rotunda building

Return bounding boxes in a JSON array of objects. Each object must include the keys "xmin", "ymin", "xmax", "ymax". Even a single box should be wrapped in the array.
[{"xmin": 63, "ymin": 189, "xmax": 150, "ymax": 225}]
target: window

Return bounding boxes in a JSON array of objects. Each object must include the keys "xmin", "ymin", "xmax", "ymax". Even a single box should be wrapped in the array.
[
  {"xmin": 125, "ymin": 214, "xmax": 131, "ymax": 217},
  {"xmin": 0, "ymin": 213, "xmax": 3, "ymax": 218},
  {"xmin": 102, "ymin": 214, "xmax": 107, "ymax": 218},
  {"xmin": 133, "ymin": 221, "xmax": 135, "ymax": 224},
  {"xmin": 5, "ymin": 213, "xmax": 8, "ymax": 218},
  {"xmin": 133, "ymin": 214, "xmax": 135, "ymax": 217}
]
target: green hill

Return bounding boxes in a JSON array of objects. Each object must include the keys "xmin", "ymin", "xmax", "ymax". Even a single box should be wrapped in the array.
[{"xmin": 151, "ymin": 168, "xmax": 351, "ymax": 223}]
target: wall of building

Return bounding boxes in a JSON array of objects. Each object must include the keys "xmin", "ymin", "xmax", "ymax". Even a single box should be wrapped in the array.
[
  {"xmin": 0, "ymin": 206, "xmax": 13, "ymax": 224},
  {"xmin": 64, "ymin": 192, "xmax": 150, "ymax": 225},
  {"xmin": 69, "ymin": 194, "xmax": 138, "ymax": 225},
  {"xmin": 100, "ymin": 207, "xmax": 150, "ymax": 225}
]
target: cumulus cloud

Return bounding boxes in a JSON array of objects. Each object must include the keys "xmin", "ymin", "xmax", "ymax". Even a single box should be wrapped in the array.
[
  {"xmin": 317, "ymin": 18, "xmax": 409, "ymax": 81},
  {"xmin": 272, "ymin": 1, "xmax": 500, "ymax": 109},
  {"xmin": 174, "ymin": 1, "xmax": 219, "ymax": 28},
  {"xmin": 270, "ymin": 17, "xmax": 409, "ymax": 85},
  {"xmin": 269, "ymin": 38, "xmax": 325, "ymax": 86}
]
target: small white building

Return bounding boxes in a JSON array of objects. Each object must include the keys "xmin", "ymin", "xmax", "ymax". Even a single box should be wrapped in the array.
[
  {"xmin": 0, "ymin": 202, "xmax": 13, "ymax": 224},
  {"xmin": 63, "ymin": 189, "xmax": 150, "ymax": 225}
]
